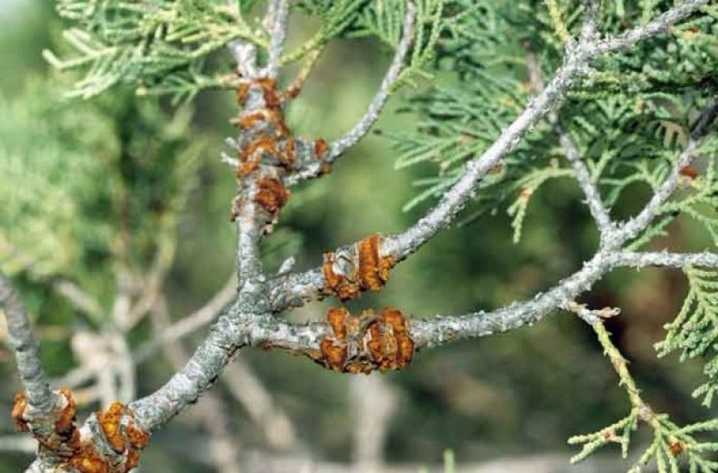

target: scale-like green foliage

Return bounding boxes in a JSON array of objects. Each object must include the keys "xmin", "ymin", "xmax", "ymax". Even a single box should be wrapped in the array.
[
  {"xmin": 568, "ymin": 410, "xmax": 639, "ymax": 463},
  {"xmin": 0, "ymin": 80, "xmax": 115, "ymax": 278},
  {"xmin": 348, "ymin": 0, "xmax": 444, "ymax": 85},
  {"xmin": 507, "ymin": 166, "xmax": 571, "ymax": 243},
  {"xmin": 46, "ymin": 0, "xmax": 446, "ymax": 102},
  {"xmin": 570, "ymin": 412, "xmax": 718, "ymax": 473},
  {"xmin": 0, "ymin": 79, "xmax": 201, "ymax": 306},
  {"xmin": 44, "ymin": 0, "xmax": 270, "ymax": 101},
  {"xmin": 657, "ymin": 267, "xmax": 718, "ymax": 407},
  {"xmin": 385, "ymin": 0, "xmax": 718, "ymax": 236}
]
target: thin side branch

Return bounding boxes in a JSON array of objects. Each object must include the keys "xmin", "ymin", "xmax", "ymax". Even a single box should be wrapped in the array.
[
  {"xmin": 0, "ymin": 435, "xmax": 35, "ymax": 454},
  {"xmin": 0, "ymin": 273, "xmax": 56, "ymax": 415},
  {"xmin": 286, "ymin": 2, "xmax": 417, "ymax": 186},
  {"xmin": 557, "ymin": 125, "xmax": 614, "ymax": 237},
  {"xmin": 526, "ymin": 50, "xmax": 614, "ymax": 237},
  {"xmin": 262, "ymin": 0, "xmax": 290, "ymax": 78},
  {"xmin": 611, "ymin": 251, "xmax": 718, "ymax": 269},
  {"xmin": 593, "ymin": 0, "xmax": 709, "ymax": 54},
  {"xmin": 151, "ymin": 295, "xmax": 242, "ymax": 473},
  {"xmin": 612, "ymin": 97, "xmax": 718, "ymax": 244},
  {"xmin": 133, "ymin": 275, "xmax": 237, "ymax": 364},
  {"xmin": 52, "ymin": 279, "xmax": 103, "ymax": 320}
]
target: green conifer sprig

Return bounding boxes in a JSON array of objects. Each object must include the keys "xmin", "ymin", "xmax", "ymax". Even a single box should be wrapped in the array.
[
  {"xmin": 569, "ymin": 322, "xmax": 718, "ymax": 473},
  {"xmin": 657, "ymin": 267, "xmax": 718, "ymax": 407},
  {"xmin": 0, "ymin": 80, "xmax": 201, "ymax": 293},
  {"xmin": 570, "ymin": 411, "xmax": 718, "ymax": 473},
  {"xmin": 44, "ymin": 0, "xmax": 269, "ymax": 100},
  {"xmin": 507, "ymin": 166, "xmax": 572, "ymax": 243}
]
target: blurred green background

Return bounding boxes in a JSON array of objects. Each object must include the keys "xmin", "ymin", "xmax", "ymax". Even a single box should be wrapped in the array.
[{"xmin": 0, "ymin": 2, "xmax": 714, "ymax": 472}]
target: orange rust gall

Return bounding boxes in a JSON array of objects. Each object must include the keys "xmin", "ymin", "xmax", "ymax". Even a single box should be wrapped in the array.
[
  {"xmin": 322, "ymin": 253, "xmax": 360, "ymax": 301},
  {"xmin": 126, "ymin": 423, "xmax": 150, "ymax": 450},
  {"xmin": 320, "ymin": 338, "xmax": 347, "ymax": 371},
  {"xmin": 366, "ymin": 308, "xmax": 414, "ymax": 371},
  {"xmin": 327, "ymin": 307, "xmax": 349, "ymax": 340},
  {"xmin": 680, "ymin": 165, "xmax": 699, "ymax": 179},
  {"xmin": 382, "ymin": 308, "xmax": 408, "ymax": 334},
  {"xmin": 280, "ymin": 137, "xmax": 296, "ymax": 167},
  {"xmin": 322, "ymin": 235, "xmax": 395, "ymax": 301},
  {"xmin": 317, "ymin": 307, "xmax": 414, "ymax": 374},
  {"xmin": 357, "ymin": 234, "xmax": 394, "ymax": 291},
  {"xmin": 238, "ymin": 160, "xmax": 259, "ymax": 177},
  {"xmin": 242, "ymin": 135, "xmax": 278, "ymax": 163},
  {"xmin": 68, "ymin": 445, "xmax": 109, "ymax": 473},
  {"xmin": 345, "ymin": 362, "xmax": 373, "ymax": 375},
  {"xmin": 268, "ymin": 109, "xmax": 290, "ymax": 137},
  {"xmin": 256, "ymin": 78, "xmax": 282, "ymax": 110},
  {"xmin": 236, "ymin": 110, "xmax": 267, "ymax": 130},
  {"xmin": 670, "ymin": 441, "xmax": 685, "ymax": 457},
  {"xmin": 13, "ymin": 389, "xmax": 150, "ymax": 473},
  {"xmin": 55, "ymin": 388, "xmax": 77, "ymax": 434},
  {"xmin": 98, "ymin": 402, "xmax": 127, "ymax": 453},
  {"xmin": 255, "ymin": 177, "xmax": 290, "ymax": 215},
  {"xmin": 125, "ymin": 449, "xmax": 141, "ymax": 472},
  {"xmin": 11, "ymin": 392, "xmax": 28, "ymax": 432},
  {"xmin": 236, "ymin": 83, "xmax": 250, "ymax": 106},
  {"xmin": 314, "ymin": 138, "xmax": 328, "ymax": 158},
  {"xmin": 237, "ymin": 135, "xmax": 278, "ymax": 177}
]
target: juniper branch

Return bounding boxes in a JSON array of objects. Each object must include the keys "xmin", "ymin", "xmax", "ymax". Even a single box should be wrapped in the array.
[
  {"xmin": 263, "ymin": 0, "xmax": 290, "ymax": 78},
  {"xmin": 0, "ymin": 273, "xmax": 57, "ymax": 419},
  {"xmin": 286, "ymin": 2, "xmax": 417, "ymax": 186},
  {"xmin": 270, "ymin": 12, "xmax": 716, "ymax": 312},
  {"xmin": 611, "ymin": 251, "xmax": 718, "ymax": 270},
  {"xmin": 133, "ymin": 275, "xmax": 237, "ymax": 364},
  {"xmin": 10, "ymin": 1, "xmax": 718, "ymax": 470},
  {"xmin": 557, "ymin": 125, "xmax": 615, "ymax": 238},
  {"xmin": 384, "ymin": 0, "xmax": 708, "ymax": 263},
  {"xmin": 526, "ymin": 49, "xmax": 614, "ymax": 238},
  {"xmin": 0, "ymin": 435, "xmax": 35, "ymax": 454},
  {"xmin": 611, "ymin": 97, "xmax": 718, "ymax": 245}
]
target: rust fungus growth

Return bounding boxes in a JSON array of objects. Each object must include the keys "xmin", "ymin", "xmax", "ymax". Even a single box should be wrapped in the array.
[
  {"xmin": 280, "ymin": 137, "xmax": 296, "ymax": 168},
  {"xmin": 317, "ymin": 307, "xmax": 414, "ymax": 373},
  {"xmin": 256, "ymin": 78, "xmax": 282, "ymax": 110},
  {"xmin": 236, "ymin": 110, "xmax": 268, "ymax": 130},
  {"xmin": 11, "ymin": 392, "xmax": 29, "ymax": 432},
  {"xmin": 255, "ymin": 177, "xmax": 290, "ymax": 215},
  {"xmin": 236, "ymin": 135, "xmax": 277, "ymax": 177},
  {"xmin": 319, "ymin": 338, "xmax": 348, "ymax": 371},
  {"xmin": 69, "ymin": 444, "xmax": 109, "ymax": 473},
  {"xmin": 55, "ymin": 388, "xmax": 77, "ymax": 435},
  {"xmin": 322, "ymin": 234, "xmax": 395, "ymax": 301},
  {"xmin": 88, "ymin": 401, "xmax": 151, "ymax": 473},
  {"xmin": 322, "ymin": 251, "xmax": 360, "ymax": 300},
  {"xmin": 312, "ymin": 137, "xmax": 332, "ymax": 175},
  {"xmin": 367, "ymin": 308, "xmax": 414, "ymax": 371},
  {"xmin": 357, "ymin": 234, "xmax": 395, "ymax": 291},
  {"xmin": 670, "ymin": 441, "xmax": 685, "ymax": 457},
  {"xmin": 314, "ymin": 138, "xmax": 328, "ymax": 158},
  {"xmin": 285, "ymin": 84, "xmax": 302, "ymax": 100},
  {"xmin": 98, "ymin": 402, "xmax": 126, "ymax": 453},
  {"xmin": 236, "ymin": 82, "xmax": 250, "ymax": 106},
  {"xmin": 10, "ymin": 389, "xmax": 150, "ymax": 472},
  {"xmin": 327, "ymin": 307, "xmax": 349, "ymax": 339},
  {"xmin": 680, "ymin": 164, "xmax": 699, "ymax": 179},
  {"xmin": 126, "ymin": 421, "xmax": 151, "ymax": 450}
]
